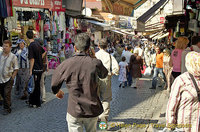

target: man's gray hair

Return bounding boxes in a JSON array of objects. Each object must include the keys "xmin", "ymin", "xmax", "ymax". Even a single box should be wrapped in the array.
[{"xmin": 74, "ymin": 33, "xmax": 90, "ymax": 52}]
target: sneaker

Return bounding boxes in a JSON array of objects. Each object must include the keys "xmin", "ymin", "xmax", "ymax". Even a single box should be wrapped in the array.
[
  {"xmin": 149, "ymin": 87, "xmax": 156, "ymax": 89},
  {"xmin": 15, "ymin": 91, "xmax": 19, "ymax": 95},
  {"xmin": 20, "ymin": 95, "xmax": 28, "ymax": 100},
  {"xmin": 0, "ymin": 100, "xmax": 3, "ymax": 106},
  {"xmin": 119, "ymin": 84, "xmax": 122, "ymax": 88},
  {"xmin": 131, "ymin": 84, "xmax": 135, "ymax": 88},
  {"xmin": 41, "ymin": 100, "xmax": 46, "ymax": 104},
  {"xmin": 3, "ymin": 109, "xmax": 11, "ymax": 115}
]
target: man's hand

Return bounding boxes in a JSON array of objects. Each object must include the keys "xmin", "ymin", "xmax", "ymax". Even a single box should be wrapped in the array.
[
  {"xmin": 29, "ymin": 70, "xmax": 32, "ymax": 76},
  {"xmin": 56, "ymin": 90, "xmax": 64, "ymax": 99}
]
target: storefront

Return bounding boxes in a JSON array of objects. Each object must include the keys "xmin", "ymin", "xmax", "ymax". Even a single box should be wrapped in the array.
[{"xmin": 0, "ymin": 0, "xmax": 12, "ymax": 46}]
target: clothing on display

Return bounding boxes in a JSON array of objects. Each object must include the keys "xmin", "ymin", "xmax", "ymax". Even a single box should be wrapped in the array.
[{"xmin": 0, "ymin": 0, "xmax": 8, "ymax": 18}]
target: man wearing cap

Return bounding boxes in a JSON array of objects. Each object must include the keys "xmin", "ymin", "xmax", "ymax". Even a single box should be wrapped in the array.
[
  {"xmin": 51, "ymin": 33, "xmax": 108, "ymax": 132},
  {"xmin": 15, "ymin": 39, "xmax": 29, "ymax": 99},
  {"xmin": 95, "ymin": 39, "xmax": 119, "ymax": 122}
]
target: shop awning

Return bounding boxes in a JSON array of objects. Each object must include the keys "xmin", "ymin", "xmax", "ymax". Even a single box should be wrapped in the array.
[
  {"xmin": 87, "ymin": 20, "xmax": 110, "ymax": 30},
  {"xmin": 86, "ymin": 0, "xmax": 147, "ymax": 16},
  {"xmin": 111, "ymin": 30, "xmax": 126, "ymax": 35},
  {"xmin": 152, "ymin": 32, "xmax": 169, "ymax": 40},
  {"xmin": 137, "ymin": 0, "xmax": 168, "ymax": 23}
]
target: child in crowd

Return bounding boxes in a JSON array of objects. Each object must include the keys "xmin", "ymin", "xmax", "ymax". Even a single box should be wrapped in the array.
[
  {"xmin": 118, "ymin": 56, "xmax": 128, "ymax": 88},
  {"xmin": 58, "ymin": 46, "xmax": 66, "ymax": 63}
]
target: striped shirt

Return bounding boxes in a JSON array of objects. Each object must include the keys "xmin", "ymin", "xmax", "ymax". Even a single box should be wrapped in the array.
[
  {"xmin": 16, "ymin": 47, "xmax": 29, "ymax": 69},
  {"xmin": 166, "ymin": 72, "xmax": 200, "ymax": 132},
  {"xmin": 0, "ymin": 51, "xmax": 19, "ymax": 83}
]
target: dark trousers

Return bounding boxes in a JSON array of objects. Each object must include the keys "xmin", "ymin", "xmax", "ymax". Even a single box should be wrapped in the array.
[
  {"xmin": 28, "ymin": 73, "xmax": 42, "ymax": 106},
  {"xmin": 125, "ymin": 70, "xmax": 132, "ymax": 86},
  {"xmin": 0, "ymin": 79, "xmax": 14, "ymax": 111},
  {"xmin": 172, "ymin": 71, "xmax": 181, "ymax": 79}
]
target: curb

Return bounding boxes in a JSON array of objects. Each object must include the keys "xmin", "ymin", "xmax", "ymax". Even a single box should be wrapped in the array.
[{"xmin": 147, "ymin": 90, "xmax": 169, "ymax": 132}]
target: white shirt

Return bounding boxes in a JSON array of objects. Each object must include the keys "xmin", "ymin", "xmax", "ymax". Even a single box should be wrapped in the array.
[
  {"xmin": 95, "ymin": 49, "xmax": 119, "ymax": 76},
  {"xmin": 134, "ymin": 47, "xmax": 143, "ymax": 57},
  {"xmin": 0, "ymin": 51, "xmax": 19, "ymax": 83},
  {"xmin": 121, "ymin": 50, "xmax": 132, "ymax": 64}
]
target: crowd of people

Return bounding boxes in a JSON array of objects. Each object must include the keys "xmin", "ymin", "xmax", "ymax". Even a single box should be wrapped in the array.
[{"xmin": 0, "ymin": 31, "xmax": 200, "ymax": 131}]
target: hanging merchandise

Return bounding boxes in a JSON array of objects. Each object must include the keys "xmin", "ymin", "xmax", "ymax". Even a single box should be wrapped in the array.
[
  {"xmin": 6, "ymin": 9, "xmax": 18, "ymax": 31},
  {"xmin": 54, "ymin": 11, "xmax": 59, "ymax": 33},
  {"xmin": 0, "ymin": 0, "xmax": 8, "ymax": 18},
  {"xmin": 69, "ymin": 17, "xmax": 74, "ymax": 29},
  {"xmin": 10, "ymin": 31, "xmax": 19, "ymax": 53},
  {"xmin": 74, "ymin": 18, "xmax": 78, "ymax": 28}
]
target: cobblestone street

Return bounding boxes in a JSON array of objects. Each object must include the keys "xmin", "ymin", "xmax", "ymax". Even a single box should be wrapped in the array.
[{"xmin": 0, "ymin": 71, "xmax": 169, "ymax": 132}]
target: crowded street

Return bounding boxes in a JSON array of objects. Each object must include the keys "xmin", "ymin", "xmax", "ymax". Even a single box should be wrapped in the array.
[
  {"xmin": 0, "ymin": 71, "xmax": 168, "ymax": 132},
  {"xmin": 1, "ymin": 0, "xmax": 200, "ymax": 132}
]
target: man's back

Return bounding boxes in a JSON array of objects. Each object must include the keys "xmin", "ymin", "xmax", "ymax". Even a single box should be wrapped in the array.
[
  {"xmin": 28, "ymin": 41, "xmax": 45, "ymax": 71},
  {"xmin": 51, "ymin": 53, "xmax": 108, "ymax": 118},
  {"xmin": 96, "ymin": 49, "xmax": 119, "ymax": 76},
  {"xmin": 122, "ymin": 50, "xmax": 132, "ymax": 63}
]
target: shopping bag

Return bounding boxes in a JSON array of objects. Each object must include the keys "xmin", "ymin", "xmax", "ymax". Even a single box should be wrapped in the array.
[
  {"xmin": 141, "ymin": 65, "xmax": 146, "ymax": 74},
  {"xmin": 144, "ymin": 67, "xmax": 152, "ymax": 77},
  {"xmin": 27, "ymin": 75, "xmax": 34, "ymax": 94}
]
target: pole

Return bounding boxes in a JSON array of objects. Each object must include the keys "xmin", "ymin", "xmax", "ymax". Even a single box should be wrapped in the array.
[{"xmin": 85, "ymin": 0, "xmax": 86, "ymax": 16}]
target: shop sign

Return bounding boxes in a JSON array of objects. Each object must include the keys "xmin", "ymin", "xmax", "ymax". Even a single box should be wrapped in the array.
[
  {"xmin": 52, "ymin": 0, "xmax": 65, "ymax": 11},
  {"xmin": 160, "ymin": 17, "xmax": 165, "ymax": 24},
  {"xmin": 13, "ymin": 0, "xmax": 51, "ymax": 9},
  {"xmin": 102, "ymin": 0, "xmax": 133, "ymax": 16}
]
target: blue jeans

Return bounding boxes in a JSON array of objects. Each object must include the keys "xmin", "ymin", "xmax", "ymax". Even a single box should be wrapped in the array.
[
  {"xmin": 152, "ymin": 68, "xmax": 166, "ymax": 88},
  {"xmin": 125, "ymin": 71, "xmax": 132, "ymax": 86}
]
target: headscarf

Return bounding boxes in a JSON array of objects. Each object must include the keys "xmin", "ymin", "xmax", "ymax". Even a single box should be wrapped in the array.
[
  {"xmin": 16, "ymin": 39, "xmax": 27, "ymax": 46},
  {"xmin": 185, "ymin": 51, "xmax": 200, "ymax": 76},
  {"xmin": 163, "ymin": 48, "xmax": 170, "ymax": 56}
]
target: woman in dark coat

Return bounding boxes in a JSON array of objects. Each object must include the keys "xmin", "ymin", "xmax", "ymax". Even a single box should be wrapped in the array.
[{"xmin": 129, "ymin": 50, "xmax": 143, "ymax": 88}]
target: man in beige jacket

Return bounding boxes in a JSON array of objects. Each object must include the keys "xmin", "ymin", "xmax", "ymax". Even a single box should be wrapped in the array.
[{"xmin": 96, "ymin": 39, "xmax": 119, "ymax": 122}]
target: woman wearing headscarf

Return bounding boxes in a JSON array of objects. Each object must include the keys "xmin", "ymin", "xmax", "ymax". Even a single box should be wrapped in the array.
[
  {"xmin": 129, "ymin": 50, "xmax": 143, "ymax": 88},
  {"xmin": 166, "ymin": 51, "xmax": 200, "ymax": 132},
  {"xmin": 15, "ymin": 39, "xmax": 29, "ymax": 99}
]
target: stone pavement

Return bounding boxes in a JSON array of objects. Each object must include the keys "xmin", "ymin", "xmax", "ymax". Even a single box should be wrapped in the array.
[{"xmin": 0, "ymin": 70, "xmax": 169, "ymax": 132}]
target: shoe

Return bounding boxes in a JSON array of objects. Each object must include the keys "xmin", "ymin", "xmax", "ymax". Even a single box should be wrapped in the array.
[
  {"xmin": 3, "ymin": 109, "xmax": 11, "ymax": 115},
  {"xmin": 20, "ymin": 95, "xmax": 28, "ymax": 100},
  {"xmin": 15, "ymin": 91, "xmax": 19, "ymax": 95},
  {"xmin": 149, "ymin": 87, "xmax": 156, "ymax": 89},
  {"xmin": 97, "ymin": 118, "xmax": 101, "ymax": 122},
  {"xmin": 119, "ymin": 84, "xmax": 122, "ymax": 88},
  {"xmin": 41, "ymin": 100, "xmax": 46, "ymax": 104},
  {"xmin": 122, "ymin": 86, "xmax": 125, "ymax": 88},
  {"xmin": 133, "ymin": 87, "xmax": 137, "ymax": 89},
  {"xmin": 0, "ymin": 100, "xmax": 3, "ymax": 106}
]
